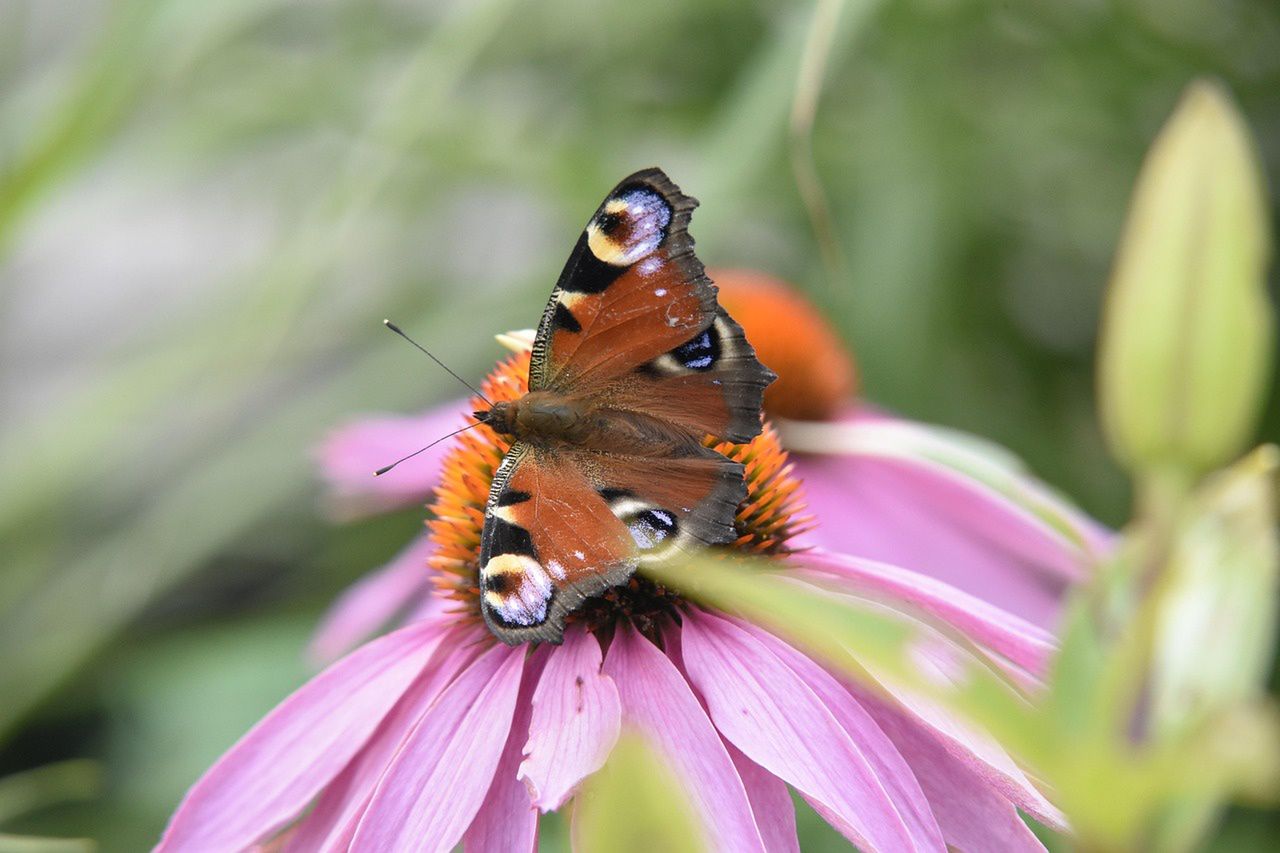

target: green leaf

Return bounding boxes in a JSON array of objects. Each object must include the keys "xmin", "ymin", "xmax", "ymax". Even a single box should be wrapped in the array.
[
  {"xmin": 1098, "ymin": 79, "xmax": 1274, "ymax": 481},
  {"xmin": 0, "ymin": 834, "xmax": 94, "ymax": 853},
  {"xmin": 0, "ymin": 761, "xmax": 101, "ymax": 826},
  {"xmin": 0, "ymin": 760, "xmax": 100, "ymax": 853},
  {"xmin": 573, "ymin": 732, "xmax": 706, "ymax": 853}
]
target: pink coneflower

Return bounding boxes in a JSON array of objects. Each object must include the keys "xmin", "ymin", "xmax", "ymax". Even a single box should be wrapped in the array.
[
  {"xmin": 159, "ymin": 280, "xmax": 1092, "ymax": 850},
  {"xmin": 311, "ymin": 271, "xmax": 1107, "ymax": 661}
]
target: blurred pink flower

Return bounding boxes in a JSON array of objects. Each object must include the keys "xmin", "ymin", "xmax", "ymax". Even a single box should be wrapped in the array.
[{"xmin": 316, "ymin": 406, "xmax": 466, "ymax": 521}]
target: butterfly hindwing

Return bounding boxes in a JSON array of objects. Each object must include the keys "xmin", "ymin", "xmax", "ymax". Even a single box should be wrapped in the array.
[
  {"xmin": 621, "ymin": 306, "xmax": 772, "ymax": 444},
  {"xmin": 479, "ymin": 441, "xmax": 744, "ymax": 645},
  {"xmin": 479, "ymin": 443, "xmax": 635, "ymax": 644}
]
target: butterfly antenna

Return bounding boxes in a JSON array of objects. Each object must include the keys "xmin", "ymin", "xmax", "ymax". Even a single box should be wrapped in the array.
[
  {"xmin": 374, "ymin": 420, "xmax": 484, "ymax": 477},
  {"xmin": 383, "ymin": 319, "xmax": 494, "ymax": 407}
]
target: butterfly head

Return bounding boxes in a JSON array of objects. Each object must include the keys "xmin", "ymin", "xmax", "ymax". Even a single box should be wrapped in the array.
[{"xmin": 473, "ymin": 403, "xmax": 512, "ymax": 435}]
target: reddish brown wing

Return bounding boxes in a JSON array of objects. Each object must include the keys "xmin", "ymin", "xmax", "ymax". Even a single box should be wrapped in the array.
[
  {"xmin": 529, "ymin": 168, "xmax": 774, "ymax": 444},
  {"xmin": 479, "ymin": 443, "xmax": 633, "ymax": 644},
  {"xmin": 479, "ymin": 442, "xmax": 743, "ymax": 645}
]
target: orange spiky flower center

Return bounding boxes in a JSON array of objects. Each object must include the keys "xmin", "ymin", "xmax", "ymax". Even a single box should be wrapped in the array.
[
  {"xmin": 426, "ymin": 349, "xmax": 810, "ymax": 636},
  {"xmin": 712, "ymin": 268, "xmax": 857, "ymax": 422}
]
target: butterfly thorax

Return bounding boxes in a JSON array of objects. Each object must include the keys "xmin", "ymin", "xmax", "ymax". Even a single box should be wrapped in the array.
[
  {"xmin": 476, "ymin": 393, "xmax": 593, "ymax": 445},
  {"xmin": 476, "ymin": 392, "xmax": 710, "ymax": 458}
]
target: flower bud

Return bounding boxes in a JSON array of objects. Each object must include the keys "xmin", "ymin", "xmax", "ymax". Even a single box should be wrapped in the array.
[
  {"xmin": 1098, "ymin": 80, "xmax": 1273, "ymax": 479},
  {"xmin": 1151, "ymin": 446, "xmax": 1279, "ymax": 741}
]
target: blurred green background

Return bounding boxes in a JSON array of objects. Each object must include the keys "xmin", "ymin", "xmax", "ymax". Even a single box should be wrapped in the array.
[{"xmin": 1, "ymin": 0, "xmax": 1277, "ymax": 849}]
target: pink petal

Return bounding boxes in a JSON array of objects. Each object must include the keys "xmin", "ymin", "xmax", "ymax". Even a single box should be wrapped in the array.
[
  {"xmin": 681, "ymin": 611, "xmax": 944, "ymax": 852},
  {"xmin": 518, "ymin": 626, "xmax": 621, "ymax": 811},
  {"xmin": 793, "ymin": 454, "xmax": 1063, "ymax": 627},
  {"xmin": 858, "ymin": 691, "xmax": 1047, "ymax": 852},
  {"xmin": 463, "ymin": 648, "xmax": 548, "ymax": 853},
  {"xmin": 787, "ymin": 411, "xmax": 1112, "ymax": 628},
  {"xmin": 827, "ymin": 409, "xmax": 1111, "ymax": 567},
  {"xmin": 284, "ymin": 623, "xmax": 487, "ymax": 852},
  {"xmin": 350, "ymin": 642, "xmax": 525, "ymax": 852},
  {"xmin": 316, "ymin": 401, "xmax": 469, "ymax": 519},
  {"xmin": 658, "ymin": 621, "xmax": 798, "ymax": 853},
  {"xmin": 308, "ymin": 534, "xmax": 439, "ymax": 664},
  {"xmin": 726, "ymin": 742, "xmax": 799, "ymax": 853},
  {"xmin": 797, "ymin": 548, "xmax": 1056, "ymax": 674},
  {"xmin": 602, "ymin": 625, "xmax": 768, "ymax": 853},
  {"xmin": 157, "ymin": 619, "xmax": 448, "ymax": 852}
]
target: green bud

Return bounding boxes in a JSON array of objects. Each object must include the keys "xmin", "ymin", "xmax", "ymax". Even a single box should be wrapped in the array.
[
  {"xmin": 1098, "ymin": 80, "xmax": 1273, "ymax": 479},
  {"xmin": 1145, "ymin": 446, "xmax": 1280, "ymax": 849},
  {"xmin": 1151, "ymin": 445, "xmax": 1279, "ymax": 741}
]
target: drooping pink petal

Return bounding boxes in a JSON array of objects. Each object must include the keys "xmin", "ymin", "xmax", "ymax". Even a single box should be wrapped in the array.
[
  {"xmin": 735, "ymin": 620, "xmax": 965, "ymax": 844},
  {"xmin": 809, "ymin": 409, "xmax": 1112, "ymax": 565},
  {"xmin": 726, "ymin": 742, "xmax": 800, "ymax": 853},
  {"xmin": 786, "ymin": 411, "xmax": 1110, "ymax": 627},
  {"xmin": 316, "ymin": 401, "xmax": 468, "ymax": 519},
  {"xmin": 660, "ymin": 622, "xmax": 798, "ymax": 852},
  {"xmin": 518, "ymin": 626, "xmax": 621, "ymax": 811},
  {"xmin": 308, "ymin": 534, "xmax": 439, "ymax": 664},
  {"xmin": 797, "ymin": 548, "xmax": 1056, "ymax": 674},
  {"xmin": 463, "ymin": 648, "xmax": 548, "ymax": 853},
  {"xmin": 157, "ymin": 618, "xmax": 449, "ymax": 852},
  {"xmin": 792, "ymin": 454, "xmax": 1061, "ymax": 627},
  {"xmin": 349, "ymin": 642, "xmax": 525, "ymax": 853},
  {"xmin": 858, "ymin": 690, "xmax": 1048, "ymax": 852},
  {"xmin": 871, "ymin": 681, "xmax": 1063, "ymax": 829},
  {"xmin": 602, "ymin": 624, "xmax": 768, "ymax": 853},
  {"xmin": 284, "ymin": 624, "xmax": 487, "ymax": 852},
  {"xmin": 681, "ymin": 611, "xmax": 944, "ymax": 852}
]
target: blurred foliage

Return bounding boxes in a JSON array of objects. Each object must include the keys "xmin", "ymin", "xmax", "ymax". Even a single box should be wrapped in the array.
[
  {"xmin": 0, "ymin": 0, "xmax": 1278, "ymax": 849},
  {"xmin": 574, "ymin": 734, "xmax": 706, "ymax": 853}
]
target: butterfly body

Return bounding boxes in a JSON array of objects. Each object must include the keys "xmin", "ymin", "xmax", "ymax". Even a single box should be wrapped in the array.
[
  {"xmin": 477, "ymin": 393, "xmax": 713, "ymax": 458},
  {"xmin": 478, "ymin": 169, "xmax": 775, "ymax": 645},
  {"xmin": 476, "ymin": 395, "xmax": 594, "ymax": 445}
]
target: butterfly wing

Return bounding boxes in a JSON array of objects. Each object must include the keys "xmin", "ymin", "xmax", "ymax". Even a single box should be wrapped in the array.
[
  {"xmin": 479, "ymin": 442, "xmax": 744, "ymax": 645},
  {"xmin": 529, "ymin": 168, "xmax": 774, "ymax": 444},
  {"xmin": 479, "ymin": 443, "xmax": 633, "ymax": 645},
  {"xmin": 480, "ymin": 168, "xmax": 774, "ymax": 645}
]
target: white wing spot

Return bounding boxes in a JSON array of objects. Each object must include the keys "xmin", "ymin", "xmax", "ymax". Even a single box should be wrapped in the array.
[{"xmin": 483, "ymin": 555, "xmax": 553, "ymax": 627}]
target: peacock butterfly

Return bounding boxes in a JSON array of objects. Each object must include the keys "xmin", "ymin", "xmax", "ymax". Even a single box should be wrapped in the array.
[{"xmin": 473, "ymin": 168, "xmax": 775, "ymax": 644}]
